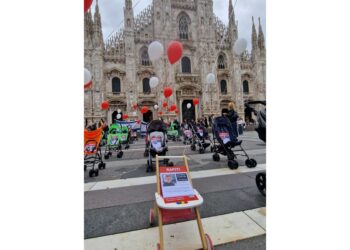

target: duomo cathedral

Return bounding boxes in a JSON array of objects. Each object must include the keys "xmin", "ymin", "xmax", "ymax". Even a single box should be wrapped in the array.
[{"xmin": 84, "ymin": 0, "xmax": 266, "ymax": 124}]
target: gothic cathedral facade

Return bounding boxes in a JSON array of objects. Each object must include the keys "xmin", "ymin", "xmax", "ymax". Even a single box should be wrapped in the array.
[{"xmin": 84, "ymin": 0, "xmax": 266, "ymax": 124}]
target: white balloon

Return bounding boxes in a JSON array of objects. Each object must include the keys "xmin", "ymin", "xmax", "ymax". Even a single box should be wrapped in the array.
[
  {"xmin": 148, "ymin": 41, "xmax": 164, "ymax": 62},
  {"xmin": 117, "ymin": 109, "xmax": 121, "ymax": 113},
  {"xmin": 149, "ymin": 76, "xmax": 159, "ymax": 88},
  {"xmin": 116, "ymin": 114, "xmax": 121, "ymax": 119},
  {"xmin": 84, "ymin": 68, "xmax": 92, "ymax": 84},
  {"xmin": 206, "ymin": 73, "xmax": 215, "ymax": 84},
  {"xmin": 154, "ymin": 104, "xmax": 159, "ymax": 110},
  {"xmin": 187, "ymin": 103, "xmax": 192, "ymax": 109},
  {"xmin": 233, "ymin": 38, "xmax": 247, "ymax": 55}
]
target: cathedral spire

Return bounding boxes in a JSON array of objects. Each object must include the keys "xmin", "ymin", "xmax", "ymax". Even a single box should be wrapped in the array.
[
  {"xmin": 258, "ymin": 17, "xmax": 265, "ymax": 51},
  {"xmin": 229, "ymin": 0, "xmax": 234, "ymax": 23},
  {"xmin": 228, "ymin": 0, "xmax": 237, "ymax": 43},
  {"xmin": 251, "ymin": 16, "xmax": 259, "ymax": 61},
  {"xmin": 125, "ymin": 0, "xmax": 132, "ymax": 10}
]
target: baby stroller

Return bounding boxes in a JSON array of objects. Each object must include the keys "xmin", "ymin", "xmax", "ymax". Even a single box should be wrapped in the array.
[
  {"xmin": 245, "ymin": 100, "xmax": 266, "ymax": 196},
  {"xmin": 145, "ymin": 120, "xmax": 173, "ymax": 172},
  {"xmin": 212, "ymin": 116, "xmax": 257, "ymax": 169},
  {"xmin": 167, "ymin": 122, "xmax": 180, "ymax": 141},
  {"xmin": 84, "ymin": 126, "xmax": 106, "ymax": 177},
  {"xmin": 104, "ymin": 124, "xmax": 124, "ymax": 160},
  {"xmin": 119, "ymin": 124, "xmax": 130, "ymax": 149},
  {"xmin": 182, "ymin": 125, "xmax": 193, "ymax": 145},
  {"xmin": 189, "ymin": 122, "xmax": 211, "ymax": 154}
]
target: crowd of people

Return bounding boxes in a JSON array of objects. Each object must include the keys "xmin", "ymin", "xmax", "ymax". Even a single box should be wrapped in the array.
[{"xmin": 85, "ymin": 102, "xmax": 246, "ymax": 138}]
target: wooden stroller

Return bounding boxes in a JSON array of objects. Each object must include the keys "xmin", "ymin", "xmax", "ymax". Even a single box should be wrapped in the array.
[{"xmin": 149, "ymin": 155, "xmax": 214, "ymax": 250}]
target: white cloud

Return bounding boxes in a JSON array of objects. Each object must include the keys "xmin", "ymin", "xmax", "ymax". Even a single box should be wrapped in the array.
[{"xmin": 90, "ymin": 0, "xmax": 265, "ymax": 51}]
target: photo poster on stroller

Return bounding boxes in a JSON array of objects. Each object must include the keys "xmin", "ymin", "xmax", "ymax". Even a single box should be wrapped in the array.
[
  {"xmin": 197, "ymin": 128, "xmax": 203, "ymax": 137},
  {"xmin": 219, "ymin": 132, "xmax": 231, "ymax": 144},
  {"xmin": 160, "ymin": 166, "xmax": 197, "ymax": 203},
  {"xmin": 151, "ymin": 136, "xmax": 162, "ymax": 150},
  {"xmin": 85, "ymin": 143, "xmax": 96, "ymax": 153},
  {"xmin": 110, "ymin": 136, "xmax": 118, "ymax": 145}
]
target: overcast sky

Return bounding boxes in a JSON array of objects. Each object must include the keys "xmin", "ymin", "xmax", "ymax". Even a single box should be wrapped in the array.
[{"xmin": 90, "ymin": 0, "xmax": 265, "ymax": 51}]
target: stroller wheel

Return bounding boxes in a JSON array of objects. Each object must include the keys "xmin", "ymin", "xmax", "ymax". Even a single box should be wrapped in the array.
[
  {"xmin": 84, "ymin": 165, "xmax": 87, "ymax": 171},
  {"xmin": 89, "ymin": 169, "xmax": 98, "ymax": 177},
  {"xmin": 205, "ymin": 234, "xmax": 214, "ymax": 250},
  {"xmin": 117, "ymin": 151, "xmax": 123, "ymax": 158},
  {"xmin": 256, "ymin": 172, "xmax": 266, "ymax": 196},
  {"xmin": 245, "ymin": 159, "xmax": 257, "ymax": 168},
  {"xmin": 213, "ymin": 154, "xmax": 220, "ymax": 162},
  {"xmin": 228, "ymin": 160, "xmax": 239, "ymax": 169},
  {"xmin": 104, "ymin": 154, "xmax": 109, "ymax": 160},
  {"xmin": 98, "ymin": 162, "xmax": 106, "ymax": 169},
  {"xmin": 199, "ymin": 148, "xmax": 205, "ymax": 154}
]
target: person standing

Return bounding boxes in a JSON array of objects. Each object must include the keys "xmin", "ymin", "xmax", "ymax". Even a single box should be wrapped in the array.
[
  {"xmin": 204, "ymin": 117, "xmax": 208, "ymax": 128},
  {"xmin": 226, "ymin": 102, "xmax": 239, "ymax": 137}
]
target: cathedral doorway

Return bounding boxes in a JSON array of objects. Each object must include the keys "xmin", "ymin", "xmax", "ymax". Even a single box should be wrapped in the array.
[
  {"xmin": 182, "ymin": 100, "xmax": 195, "ymax": 122},
  {"xmin": 143, "ymin": 110, "xmax": 153, "ymax": 123}
]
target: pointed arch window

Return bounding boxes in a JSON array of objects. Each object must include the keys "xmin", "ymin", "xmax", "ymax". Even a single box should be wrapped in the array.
[
  {"xmin": 112, "ymin": 77, "xmax": 121, "ymax": 94},
  {"xmin": 143, "ymin": 78, "xmax": 151, "ymax": 94},
  {"xmin": 141, "ymin": 48, "xmax": 151, "ymax": 66},
  {"xmin": 181, "ymin": 57, "xmax": 191, "ymax": 73},
  {"xmin": 220, "ymin": 80, "xmax": 227, "ymax": 94},
  {"xmin": 218, "ymin": 54, "xmax": 226, "ymax": 69},
  {"xmin": 179, "ymin": 15, "xmax": 190, "ymax": 40},
  {"xmin": 243, "ymin": 80, "xmax": 249, "ymax": 93}
]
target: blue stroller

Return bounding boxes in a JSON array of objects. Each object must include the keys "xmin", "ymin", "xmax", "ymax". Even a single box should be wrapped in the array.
[{"xmin": 212, "ymin": 116, "xmax": 257, "ymax": 169}]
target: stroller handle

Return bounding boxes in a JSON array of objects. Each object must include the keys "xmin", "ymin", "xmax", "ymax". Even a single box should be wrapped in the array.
[{"xmin": 156, "ymin": 155, "xmax": 188, "ymax": 160}]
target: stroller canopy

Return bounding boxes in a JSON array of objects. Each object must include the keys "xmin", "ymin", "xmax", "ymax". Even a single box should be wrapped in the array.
[{"xmin": 147, "ymin": 120, "xmax": 167, "ymax": 133}]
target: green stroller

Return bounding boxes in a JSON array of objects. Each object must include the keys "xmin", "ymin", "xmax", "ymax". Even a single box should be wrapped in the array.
[
  {"xmin": 166, "ymin": 122, "xmax": 180, "ymax": 141},
  {"xmin": 118, "ymin": 124, "xmax": 130, "ymax": 149},
  {"xmin": 104, "ymin": 124, "xmax": 124, "ymax": 159}
]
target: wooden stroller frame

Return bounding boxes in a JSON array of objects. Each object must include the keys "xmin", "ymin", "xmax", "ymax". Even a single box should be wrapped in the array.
[{"xmin": 151, "ymin": 155, "xmax": 213, "ymax": 250}]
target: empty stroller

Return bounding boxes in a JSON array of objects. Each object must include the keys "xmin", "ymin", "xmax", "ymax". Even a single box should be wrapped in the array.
[
  {"xmin": 145, "ymin": 120, "xmax": 173, "ymax": 172},
  {"xmin": 119, "ymin": 125, "xmax": 130, "ymax": 149},
  {"xmin": 189, "ymin": 122, "xmax": 211, "ymax": 154},
  {"xmin": 212, "ymin": 116, "xmax": 257, "ymax": 169},
  {"xmin": 104, "ymin": 124, "xmax": 124, "ymax": 160},
  {"xmin": 167, "ymin": 121, "xmax": 181, "ymax": 141},
  {"xmin": 84, "ymin": 126, "xmax": 106, "ymax": 177}
]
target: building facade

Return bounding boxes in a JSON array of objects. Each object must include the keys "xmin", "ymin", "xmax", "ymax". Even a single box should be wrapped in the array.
[{"xmin": 84, "ymin": 0, "xmax": 266, "ymax": 124}]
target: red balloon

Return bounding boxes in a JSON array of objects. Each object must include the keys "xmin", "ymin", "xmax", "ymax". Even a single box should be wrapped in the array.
[
  {"xmin": 164, "ymin": 87, "xmax": 173, "ymax": 98},
  {"xmin": 101, "ymin": 101, "xmax": 109, "ymax": 110},
  {"xmin": 162, "ymin": 102, "xmax": 168, "ymax": 108},
  {"xmin": 141, "ymin": 106, "xmax": 149, "ymax": 114},
  {"xmin": 159, "ymin": 111, "xmax": 163, "ymax": 116},
  {"xmin": 133, "ymin": 104, "xmax": 138, "ymax": 110},
  {"xmin": 84, "ymin": 0, "xmax": 93, "ymax": 13},
  {"xmin": 175, "ymin": 109, "xmax": 179, "ymax": 114},
  {"xmin": 167, "ymin": 41, "xmax": 183, "ymax": 64},
  {"xmin": 84, "ymin": 80, "xmax": 92, "ymax": 89},
  {"xmin": 170, "ymin": 104, "xmax": 177, "ymax": 111},
  {"xmin": 122, "ymin": 114, "xmax": 129, "ymax": 119},
  {"xmin": 193, "ymin": 98, "xmax": 199, "ymax": 106}
]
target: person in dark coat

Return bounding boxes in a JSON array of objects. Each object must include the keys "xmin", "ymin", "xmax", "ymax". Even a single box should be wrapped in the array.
[{"xmin": 226, "ymin": 102, "xmax": 239, "ymax": 137}]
